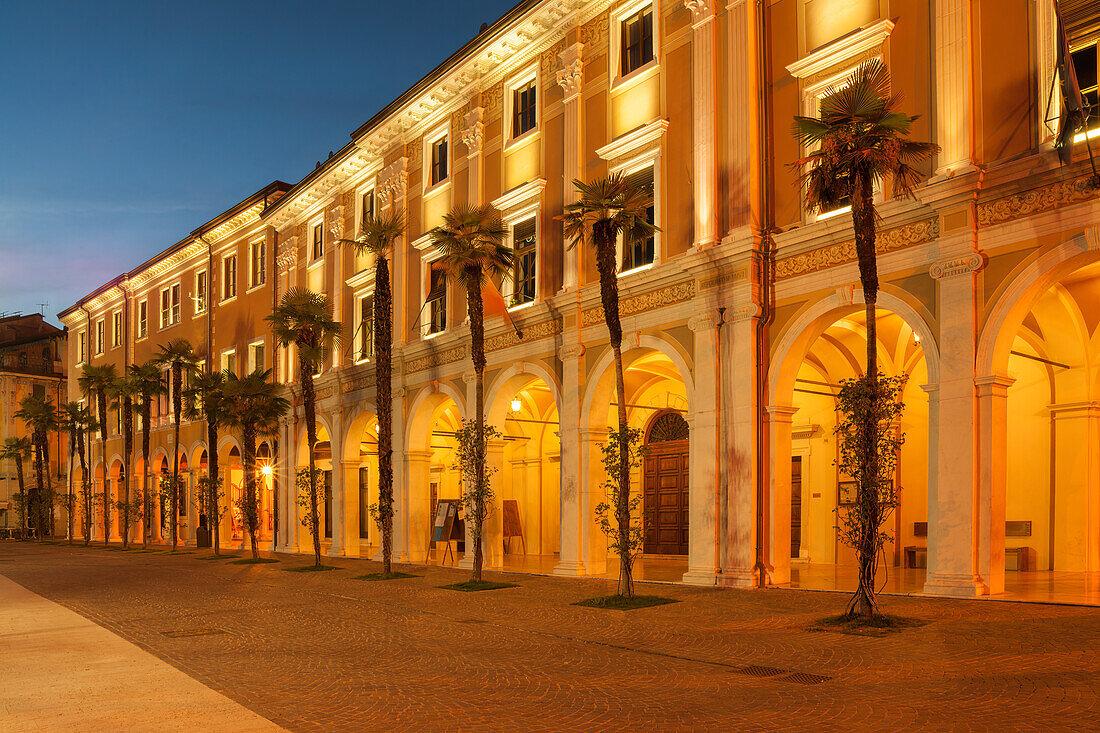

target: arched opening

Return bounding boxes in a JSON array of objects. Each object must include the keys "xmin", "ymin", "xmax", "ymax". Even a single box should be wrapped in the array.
[
  {"xmin": 108, "ymin": 459, "xmax": 123, "ymax": 540},
  {"xmin": 582, "ymin": 345, "xmax": 692, "ymax": 581},
  {"xmin": 295, "ymin": 422, "xmax": 333, "ymax": 551},
  {"xmin": 224, "ymin": 446, "xmax": 243, "ymax": 545},
  {"xmin": 406, "ymin": 388, "xmax": 464, "ymax": 564},
  {"xmin": 487, "ymin": 368, "xmax": 561, "ymax": 574},
  {"xmin": 155, "ymin": 454, "xmax": 169, "ymax": 542},
  {"xmin": 770, "ymin": 301, "xmax": 934, "ymax": 593},
  {"xmin": 93, "ymin": 461, "xmax": 106, "ymax": 540},
  {"xmin": 257, "ymin": 441, "xmax": 274, "ymax": 544}
]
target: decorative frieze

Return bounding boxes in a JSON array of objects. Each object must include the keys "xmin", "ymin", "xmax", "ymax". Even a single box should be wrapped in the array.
[
  {"xmin": 541, "ymin": 40, "xmax": 564, "ymax": 86},
  {"xmin": 485, "ymin": 317, "xmax": 561, "ymax": 352},
  {"xmin": 483, "ymin": 81, "xmax": 504, "ymax": 123},
  {"xmin": 276, "ymin": 236, "xmax": 297, "ymax": 273},
  {"xmin": 341, "ymin": 373, "xmax": 377, "ymax": 394},
  {"xmin": 406, "ymin": 137, "xmax": 422, "ymax": 170},
  {"xmin": 581, "ymin": 281, "xmax": 697, "ymax": 326},
  {"xmin": 580, "ymin": 11, "xmax": 607, "ymax": 55},
  {"xmin": 775, "ymin": 217, "xmax": 940, "ymax": 280},
  {"xmin": 929, "ymin": 253, "xmax": 984, "ymax": 279},
  {"xmin": 977, "ymin": 175, "xmax": 1100, "ymax": 227},
  {"xmin": 406, "ymin": 345, "xmax": 466, "ymax": 374}
]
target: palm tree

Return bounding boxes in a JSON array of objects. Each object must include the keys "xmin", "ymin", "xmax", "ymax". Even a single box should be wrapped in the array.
[
  {"xmin": 267, "ymin": 287, "xmax": 341, "ymax": 567},
  {"xmin": 341, "ymin": 209, "xmax": 404, "ymax": 575},
  {"xmin": 15, "ymin": 394, "xmax": 59, "ymax": 538},
  {"xmin": 153, "ymin": 339, "xmax": 201, "ymax": 551},
  {"xmin": 429, "ymin": 205, "xmax": 513, "ymax": 583},
  {"xmin": 224, "ymin": 369, "xmax": 289, "ymax": 560},
  {"xmin": 1, "ymin": 437, "xmax": 32, "ymax": 535},
  {"xmin": 793, "ymin": 59, "xmax": 938, "ymax": 618},
  {"xmin": 130, "ymin": 361, "xmax": 167, "ymax": 548},
  {"xmin": 184, "ymin": 370, "xmax": 232, "ymax": 556},
  {"xmin": 110, "ymin": 374, "xmax": 139, "ymax": 547},
  {"xmin": 559, "ymin": 173, "xmax": 657, "ymax": 597},
  {"xmin": 78, "ymin": 363, "xmax": 118, "ymax": 544},
  {"xmin": 59, "ymin": 403, "xmax": 93, "ymax": 544}
]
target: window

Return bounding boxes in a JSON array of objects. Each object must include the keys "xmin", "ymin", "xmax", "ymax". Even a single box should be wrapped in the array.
[
  {"xmin": 621, "ymin": 166, "xmax": 655, "ymax": 272},
  {"xmin": 112, "ymin": 311, "xmax": 122, "ymax": 348},
  {"xmin": 77, "ymin": 330, "xmax": 86, "ymax": 364},
  {"xmin": 171, "ymin": 283, "xmax": 180, "ymax": 324},
  {"xmin": 137, "ymin": 300, "xmax": 147, "ymax": 339},
  {"xmin": 194, "ymin": 270, "xmax": 207, "ymax": 314},
  {"xmin": 512, "ymin": 79, "xmax": 537, "ymax": 138},
  {"xmin": 620, "ymin": 6, "xmax": 654, "ymax": 76},
  {"xmin": 250, "ymin": 239, "xmax": 266, "ymax": 288},
  {"xmin": 361, "ymin": 190, "xmax": 375, "ymax": 224},
  {"xmin": 430, "ymin": 136, "xmax": 448, "ymax": 186},
  {"xmin": 357, "ymin": 295, "xmax": 373, "ymax": 362},
  {"xmin": 94, "ymin": 319, "xmax": 104, "ymax": 355},
  {"xmin": 160, "ymin": 289, "xmax": 170, "ymax": 328},
  {"xmin": 311, "ymin": 222, "xmax": 324, "ymax": 262},
  {"xmin": 249, "ymin": 341, "xmax": 265, "ymax": 373},
  {"xmin": 1072, "ymin": 42, "xmax": 1099, "ymax": 133},
  {"xmin": 511, "ymin": 218, "xmax": 537, "ymax": 306},
  {"xmin": 223, "ymin": 254, "xmax": 237, "ymax": 300},
  {"xmin": 426, "ymin": 265, "xmax": 447, "ymax": 335},
  {"xmin": 221, "ymin": 349, "xmax": 236, "ymax": 377},
  {"xmin": 32, "ymin": 384, "xmax": 45, "ymax": 400}
]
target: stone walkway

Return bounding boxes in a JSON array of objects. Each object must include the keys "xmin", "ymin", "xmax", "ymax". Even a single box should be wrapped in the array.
[
  {"xmin": 2, "ymin": 542, "xmax": 1099, "ymax": 731},
  {"xmin": 0, "ymin": 570, "xmax": 280, "ymax": 732}
]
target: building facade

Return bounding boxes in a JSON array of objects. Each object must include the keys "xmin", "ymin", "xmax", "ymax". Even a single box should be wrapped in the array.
[
  {"xmin": 0, "ymin": 314, "xmax": 67, "ymax": 529},
  {"xmin": 61, "ymin": 0, "xmax": 1100, "ymax": 597}
]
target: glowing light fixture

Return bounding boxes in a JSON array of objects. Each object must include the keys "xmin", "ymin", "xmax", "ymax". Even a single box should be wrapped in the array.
[
  {"xmin": 511, "ymin": 398, "xmax": 522, "ymax": 412},
  {"xmin": 913, "ymin": 332, "xmax": 921, "ymax": 345},
  {"xmin": 261, "ymin": 465, "xmax": 273, "ymax": 476}
]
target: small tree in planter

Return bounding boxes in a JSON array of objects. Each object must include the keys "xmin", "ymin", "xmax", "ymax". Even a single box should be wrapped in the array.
[
  {"xmin": 834, "ymin": 375, "xmax": 905, "ymax": 619},
  {"xmin": 117, "ymin": 487, "xmax": 145, "ymax": 549},
  {"xmin": 78, "ymin": 484, "xmax": 100, "ymax": 547},
  {"xmin": 194, "ymin": 475, "xmax": 226, "ymax": 555},
  {"xmin": 296, "ymin": 468, "xmax": 328, "ymax": 558},
  {"xmin": 157, "ymin": 472, "xmax": 184, "ymax": 547},
  {"xmin": 594, "ymin": 426, "xmax": 647, "ymax": 599},
  {"xmin": 453, "ymin": 419, "xmax": 502, "ymax": 583}
]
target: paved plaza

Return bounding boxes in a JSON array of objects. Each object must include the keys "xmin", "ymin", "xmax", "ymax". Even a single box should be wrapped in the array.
[{"xmin": 2, "ymin": 543, "xmax": 1099, "ymax": 731}]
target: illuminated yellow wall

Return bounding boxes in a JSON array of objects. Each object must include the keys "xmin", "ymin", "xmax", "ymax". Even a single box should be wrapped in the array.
[
  {"xmin": 611, "ymin": 73, "xmax": 660, "ymax": 139},
  {"xmin": 503, "ymin": 136, "xmax": 540, "ymax": 192}
]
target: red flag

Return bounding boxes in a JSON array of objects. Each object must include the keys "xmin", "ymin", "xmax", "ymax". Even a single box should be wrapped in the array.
[{"xmin": 484, "ymin": 278, "xmax": 522, "ymax": 339}]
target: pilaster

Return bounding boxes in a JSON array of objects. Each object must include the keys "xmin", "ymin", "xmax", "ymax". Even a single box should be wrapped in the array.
[
  {"xmin": 975, "ymin": 375, "xmax": 1014, "ymax": 594},
  {"xmin": 686, "ymin": 0, "xmax": 718, "ymax": 249},
  {"xmin": 553, "ymin": 343, "xmax": 587, "ymax": 576},
  {"xmin": 557, "ymin": 43, "xmax": 584, "ymax": 291},
  {"xmin": 933, "ymin": 0, "xmax": 975, "ymax": 177},
  {"xmin": 764, "ymin": 405, "xmax": 798, "ymax": 586},
  {"xmin": 683, "ymin": 310, "xmax": 721, "ymax": 585}
]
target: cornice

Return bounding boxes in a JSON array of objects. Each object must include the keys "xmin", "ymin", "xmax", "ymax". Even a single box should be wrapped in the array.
[
  {"xmin": 491, "ymin": 178, "xmax": 547, "ymax": 212},
  {"xmin": 786, "ymin": 20, "xmax": 895, "ymax": 80},
  {"xmin": 127, "ymin": 240, "xmax": 206, "ymax": 291},
  {"xmin": 595, "ymin": 119, "xmax": 669, "ymax": 161}
]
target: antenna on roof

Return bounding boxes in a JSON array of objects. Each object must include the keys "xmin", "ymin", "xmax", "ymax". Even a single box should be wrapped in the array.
[{"xmin": 37, "ymin": 301, "xmax": 48, "ymax": 315}]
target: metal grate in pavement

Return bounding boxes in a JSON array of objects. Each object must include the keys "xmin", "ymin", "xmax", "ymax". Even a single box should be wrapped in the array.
[
  {"xmin": 161, "ymin": 628, "xmax": 226, "ymax": 638},
  {"xmin": 734, "ymin": 665, "xmax": 788, "ymax": 678},
  {"xmin": 781, "ymin": 672, "xmax": 832, "ymax": 685}
]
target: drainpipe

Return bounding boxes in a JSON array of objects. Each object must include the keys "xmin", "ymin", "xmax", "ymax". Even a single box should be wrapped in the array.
[
  {"xmin": 196, "ymin": 235, "xmax": 214, "ymax": 374},
  {"xmin": 753, "ymin": 0, "xmax": 775, "ymax": 590}
]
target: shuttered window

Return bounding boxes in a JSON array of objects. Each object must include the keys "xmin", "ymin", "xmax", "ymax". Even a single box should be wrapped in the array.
[
  {"xmin": 427, "ymin": 265, "xmax": 447, "ymax": 334},
  {"xmin": 512, "ymin": 218, "xmax": 537, "ymax": 306},
  {"xmin": 621, "ymin": 7, "xmax": 654, "ymax": 76}
]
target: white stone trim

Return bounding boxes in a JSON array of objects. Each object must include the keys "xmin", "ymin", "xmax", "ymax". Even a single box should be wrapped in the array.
[{"xmin": 786, "ymin": 19, "xmax": 894, "ymax": 79}]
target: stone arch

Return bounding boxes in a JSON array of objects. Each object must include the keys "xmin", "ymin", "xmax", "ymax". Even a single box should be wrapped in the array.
[
  {"xmin": 486, "ymin": 361, "xmax": 562, "ymax": 425},
  {"xmin": 406, "ymin": 382, "xmax": 466, "ymax": 449},
  {"xmin": 580, "ymin": 334, "xmax": 695, "ymax": 424}
]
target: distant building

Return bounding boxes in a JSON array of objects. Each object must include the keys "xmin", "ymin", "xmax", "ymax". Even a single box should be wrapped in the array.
[{"xmin": 0, "ymin": 313, "xmax": 67, "ymax": 529}]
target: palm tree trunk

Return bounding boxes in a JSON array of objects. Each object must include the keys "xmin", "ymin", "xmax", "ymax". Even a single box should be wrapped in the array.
[
  {"xmin": 171, "ymin": 364, "xmax": 181, "ymax": 551},
  {"xmin": 67, "ymin": 440, "xmax": 74, "ymax": 544},
  {"xmin": 122, "ymin": 401, "xmax": 132, "ymax": 548},
  {"xmin": 466, "ymin": 270, "xmax": 488, "ymax": 584},
  {"xmin": 209, "ymin": 421, "xmax": 221, "ymax": 556},
  {"xmin": 300, "ymin": 349, "xmax": 322, "ymax": 567},
  {"xmin": 15, "ymin": 458, "xmax": 25, "ymax": 536},
  {"xmin": 593, "ymin": 220, "xmax": 634, "ymax": 598},
  {"xmin": 98, "ymin": 389, "xmax": 108, "ymax": 546},
  {"xmin": 78, "ymin": 429, "xmax": 90, "ymax": 545},
  {"xmin": 375, "ymin": 254, "xmax": 394, "ymax": 576},
  {"xmin": 142, "ymin": 400, "xmax": 151, "ymax": 549},
  {"xmin": 851, "ymin": 168, "xmax": 879, "ymax": 619},
  {"xmin": 33, "ymin": 435, "xmax": 45, "ymax": 540},
  {"xmin": 243, "ymin": 427, "xmax": 259, "ymax": 560}
]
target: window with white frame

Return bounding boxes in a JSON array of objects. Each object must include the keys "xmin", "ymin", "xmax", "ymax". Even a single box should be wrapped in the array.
[
  {"xmin": 250, "ymin": 238, "xmax": 266, "ymax": 288},
  {"xmin": 77, "ymin": 330, "xmax": 86, "ymax": 364},
  {"xmin": 355, "ymin": 293, "xmax": 373, "ymax": 362},
  {"xmin": 248, "ymin": 340, "xmax": 265, "ymax": 373},
  {"xmin": 311, "ymin": 220, "xmax": 324, "ymax": 262},
  {"xmin": 171, "ymin": 283, "xmax": 180, "ymax": 324},
  {"xmin": 618, "ymin": 3, "xmax": 654, "ymax": 78},
  {"xmin": 194, "ymin": 270, "xmax": 207, "ymax": 314},
  {"xmin": 112, "ymin": 311, "xmax": 122, "ymax": 349},
  {"xmin": 221, "ymin": 348, "xmax": 236, "ymax": 377},
  {"xmin": 1072, "ymin": 40, "xmax": 1100, "ymax": 136},
  {"xmin": 360, "ymin": 189, "xmax": 375, "ymax": 226},
  {"xmin": 426, "ymin": 264, "xmax": 447, "ymax": 336},
  {"xmin": 510, "ymin": 218, "xmax": 537, "ymax": 307},
  {"xmin": 159, "ymin": 284, "xmax": 180, "ymax": 328},
  {"xmin": 222, "ymin": 254, "xmax": 237, "ymax": 300},
  {"xmin": 429, "ymin": 133, "xmax": 449, "ymax": 187},
  {"xmin": 621, "ymin": 166, "xmax": 656, "ymax": 272},
  {"xmin": 94, "ymin": 318, "xmax": 104, "ymax": 355},
  {"xmin": 137, "ymin": 300, "xmax": 147, "ymax": 339},
  {"xmin": 508, "ymin": 72, "xmax": 538, "ymax": 140}
]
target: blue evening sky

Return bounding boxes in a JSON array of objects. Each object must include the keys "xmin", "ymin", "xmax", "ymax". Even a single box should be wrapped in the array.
[{"xmin": 0, "ymin": 0, "xmax": 517, "ymax": 324}]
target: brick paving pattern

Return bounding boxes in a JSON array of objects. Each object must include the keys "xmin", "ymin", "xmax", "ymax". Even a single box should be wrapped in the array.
[{"xmin": 2, "ymin": 542, "xmax": 1098, "ymax": 731}]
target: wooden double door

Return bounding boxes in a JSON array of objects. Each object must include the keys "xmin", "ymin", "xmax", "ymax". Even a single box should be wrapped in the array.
[{"xmin": 643, "ymin": 411, "xmax": 690, "ymax": 556}]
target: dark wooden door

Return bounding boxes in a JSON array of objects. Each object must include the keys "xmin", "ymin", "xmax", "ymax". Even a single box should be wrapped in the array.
[
  {"xmin": 791, "ymin": 456, "xmax": 802, "ymax": 558},
  {"xmin": 643, "ymin": 411, "xmax": 690, "ymax": 555}
]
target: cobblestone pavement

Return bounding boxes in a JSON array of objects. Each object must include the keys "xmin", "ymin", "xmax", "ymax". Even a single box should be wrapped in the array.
[{"xmin": 2, "ymin": 543, "xmax": 1099, "ymax": 732}]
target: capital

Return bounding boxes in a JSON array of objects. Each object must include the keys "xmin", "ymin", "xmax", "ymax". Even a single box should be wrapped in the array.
[
  {"xmin": 929, "ymin": 252, "xmax": 984, "ymax": 280},
  {"xmin": 556, "ymin": 43, "xmax": 584, "ymax": 97},
  {"xmin": 557, "ymin": 343, "xmax": 585, "ymax": 361},
  {"xmin": 688, "ymin": 311, "xmax": 721, "ymax": 332},
  {"xmin": 461, "ymin": 107, "xmax": 485, "ymax": 157},
  {"xmin": 684, "ymin": 0, "xmax": 715, "ymax": 24}
]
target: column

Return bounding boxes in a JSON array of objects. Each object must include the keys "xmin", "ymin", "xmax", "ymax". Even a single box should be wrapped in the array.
[
  {"xmin": 933, "ymin": 0, "xmax": 975, "ymax": 176},
  {"xmin": 553, "ymin": 343, "xmax": 586, "ymax": 575},
  {"xmin": 686, "ymin": 0, "xmax": 718, "ymax": 248},
  {"xmin": 403, "ymin": 450, "xmax": 432, "ymax": 562},
  {"xmin": 764, "ymin": 405, "xmax": 798, "ymax": 586},
  {"xmin": 920, "ymin": 383, "xmax": 941, "ymax": 579},
  {"xmin": 327, "ymin": 411, "xmax": 346, "ymax": 557},
  {"xmin": 341, "ymin": 459, "xmax": 361, "ymax": 558},
  {"xmin": 1049, "ymin": 402, "xmax": 1100, "ymax": 572},
  {"xmin": 725, "ymin": 0, "xmax": 757, "ymax": 237},
  {"xmin": 975, "ymin": 375, "xmax": 1014, "ymax": 593},
  {"xmin": 924, "ymin": 254, "xmax": 985, "ymax": 596},
  {"xmin": 718, "ymin": 305, "xmax": 759, "ymax": 587},
  {"xmin": 684, "ymin": 311, "xmax": 722, "ymax": 585},
  {"xmin": 557, "ymin": 42, "xmax": 584, "ymax": 290},
  {"xmin": 580, "ymin": 426, "xmax": 610, "ymax": 576},
  {"xmin": 386, "ymin": 384, "xmax": 408, "ymax": 562}
]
